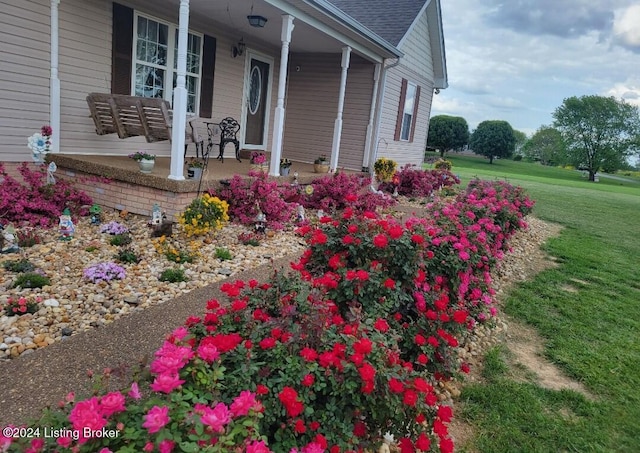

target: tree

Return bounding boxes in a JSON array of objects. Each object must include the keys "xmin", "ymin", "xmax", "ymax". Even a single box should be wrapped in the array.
[
  {"xmin": 553, "ymin": 95, "xmax": 640, "ymax": 181},
  {"xmin": 469, "ymin": 120, "xmax": 516, "ymax": 164},
  {"xmin": 522, "ymin": 126, "xmax": 567, "ymax": 166},
  {"xmin": 426, "ymin": 115, "xmax": 469, "ymax": 158},
  {"xmin": 512, "ymin": 129, "xmax": 528, "ymax": 156}
]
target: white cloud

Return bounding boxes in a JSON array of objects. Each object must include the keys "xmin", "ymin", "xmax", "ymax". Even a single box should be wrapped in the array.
[
  {"xmin": 613, "ymin": 4, "xmax": 640, "ymax": 51},
  {"xmin": 604, "ymin": 81, "xmax": 640, "ymax": 107}
]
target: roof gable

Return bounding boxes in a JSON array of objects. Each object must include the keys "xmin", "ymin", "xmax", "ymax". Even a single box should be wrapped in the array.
[{"xmin": 324, "ymin": 0, "xmax": 428, "ymax": 46}]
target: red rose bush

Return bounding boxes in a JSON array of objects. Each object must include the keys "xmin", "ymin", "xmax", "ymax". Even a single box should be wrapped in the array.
[{"xmin": 3, "ymin": 181, "xmax": 533, "ymax": 453}]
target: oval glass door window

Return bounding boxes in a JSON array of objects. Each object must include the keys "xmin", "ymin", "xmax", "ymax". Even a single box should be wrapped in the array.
[{"xmin": 249, "ymin": 66, "xmax": 262, "ymax": 115}]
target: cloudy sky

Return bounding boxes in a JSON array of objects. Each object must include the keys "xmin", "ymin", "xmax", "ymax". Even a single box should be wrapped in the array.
[{"xmin": 430, "ymin": 0, "xmax": 640, "ymax": 136}]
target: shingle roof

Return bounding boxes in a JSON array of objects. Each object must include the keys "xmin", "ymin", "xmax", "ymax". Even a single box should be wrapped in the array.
[{"xmin": 324, "ymin": 0, "xmax": 428, "ymax": 46}]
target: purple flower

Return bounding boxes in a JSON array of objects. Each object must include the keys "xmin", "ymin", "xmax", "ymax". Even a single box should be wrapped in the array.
[
  {"xmin": 99, "ymin": 221, "xmax": 129, "ymax": 235},
  {"xmin": 83, "ymin": 262, "xmax": 127, "ymax": 283}
]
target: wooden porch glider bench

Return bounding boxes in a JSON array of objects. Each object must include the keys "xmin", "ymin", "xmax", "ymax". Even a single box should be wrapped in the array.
[{"xmin": 87, "ymin": 93, "xmax": 204, "ymax": 159}]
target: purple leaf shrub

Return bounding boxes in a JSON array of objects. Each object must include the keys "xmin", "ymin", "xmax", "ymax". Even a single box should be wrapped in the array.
[
  {"xmin": 0, "ymin": 162, "xmax": 92, "ymax": 228},
  {"xmin": 379, "ymin": 165, "xmax": 460, "ymax": 198}
]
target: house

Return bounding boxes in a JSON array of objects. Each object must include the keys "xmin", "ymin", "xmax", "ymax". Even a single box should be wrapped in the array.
[{"xmin": 1, "ymin": 0, "xmax": 446, "ymax": 176}]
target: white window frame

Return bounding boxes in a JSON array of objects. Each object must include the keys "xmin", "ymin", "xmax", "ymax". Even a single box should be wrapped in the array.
[
  {"xmin": 132, "ymin": 12, "xmax": 204, "ymax": 114},
  {"xmin": 400, "ymin": 82, "xmax": 417, "ymax": 141}
]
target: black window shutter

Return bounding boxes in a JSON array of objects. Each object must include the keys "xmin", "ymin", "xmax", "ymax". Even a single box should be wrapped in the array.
[
  {"xmin": 199, "ymin": 35, "xmax": 216, "ymax": 118},
  {"xmin": 111, "ymin": 2, "xmax": 133, "ymax": 95}
]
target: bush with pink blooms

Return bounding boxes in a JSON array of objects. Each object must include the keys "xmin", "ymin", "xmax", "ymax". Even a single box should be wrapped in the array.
[
  {"xmin": 2, "ymin": 181, "xmax": 534, "ymax": 453},
  {"xmin": 0, "ymin": 162, "xmax": 92, "ymax": 228},
  {"xmin": 378, "ymin": 165, "xmax": 460, "ymax": 198}
]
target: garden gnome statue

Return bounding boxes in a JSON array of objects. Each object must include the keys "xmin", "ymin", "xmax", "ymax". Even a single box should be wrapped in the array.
[
  {"xmin": 296, "ymin": 205, "xmax": 306, "ymax": 223},
  {"xmin": 58, "ymin": 208, "xmax": 75, "ymax": 241},
  {"xmin": 0, "ymin": 224, "xmax": 19, "ymax": 253},
  {"xmin": 151, "ymin": 203, "xmax": 162, "ymax": 225},
  {"xmin": 89, "ymin": 204, "xmax": 102, "ymax": 225},
  {"xmin": 254, "ymin": 211, "xmax": 267, "ymax": 235}
]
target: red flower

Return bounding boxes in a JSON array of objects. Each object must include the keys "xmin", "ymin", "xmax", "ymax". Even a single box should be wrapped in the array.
[
  {"xmin": 355, "ymin": 269, "xmax": 369, "ymax": 281},
  {"xmin": 353, "ymin": 421, "xmax": 366, "ymax": 437},
  {"xmin": 453, "ymin": 310, "xmax": 468, "ymax": 324},
  {"xmin": 373, "ymin": 234, "xmax": 388, "ymax": 248},
  {"xmin": 374, "ymin": 318, "xmax": 389, "ymax": 332},
  {"xmin": 414, "ymin": 334, "xmax": 427, "ymax": 346},
  {"xmin": 437, "ymin": 405, "xmax": 453, "ymax": 422},
  {"xmin": 411, "ymin": 234, "xmax": 424, "ymax": 244},
  {"xmin": 413, "ymin": 378, "xmax": 432, "ymax": 393},
  {"xmin": 350, "ymin": 353, "xmax": 364, "ymax": 366},
  {"xmin": 231, "ymin": 299, "xmax": 247, "ymax": 311},
  {"xmin": 294, "ymin": 419, "xmax": 306, "ymax": 433},
  {"xmin": 461, "ymin": 362, "xmax": 471, "ymax": 373},
  {"xmin": 259, "ymin": 337, "xmax": 277, "ymax": 350},
  {"xmin": 398, "ymin": 438, "xmax": 415, "ymax": 453},
  {"xmin": 278, "ymin": 387, "xmax": 304, "ymax": 418},
  {"xmin": 301, "ymin": 374, "xmax": 315, "ymax": 387},
  {"xmin": 388, "ymin": 378, "xmax": 404, "ymax": 393},
  {"xmin": 342, "ymin": 235, "xmax": 355, "ymax": 245},
  {"xmin": 439, "ymin": 437, "xmax": 454, "ymax": 453},
  {"xmin": 415, "ymin": 432, "xmax": 431, "ymax": 451},
  {"xmin": 300, "ymin": 347, "xmax": 318, "ymax": 362},
  {"xmin": 347, "ymin": 224, "xmax": 358, "ymax": 233},
  {"xmin": 353, "ymin": 338, "xmax": 373, "ymax": 355},
  {"xmin": 403, "ymin": 389, "xmax": 418, "ymax": 406},
  {"xmin": 309, "ymin": 421, "xmax": 321, "ymax": 431},
  {"xmin": 388, "ymin": 225, "xmax": 403, "ymax": 239},
  {"xmin": 383, "ymin": 278, "xmax": 396, "ymax": 289},
  {"xmin": 358, "ymin": 362, "xmax": 376, "ymax": 381},
  {"xmin": 417, "ymin": 354, "xmax": 429, "ymax": 365},
  {"xmin": 256, "ymin": 384, "xmax": 269, "ymax": 395}
]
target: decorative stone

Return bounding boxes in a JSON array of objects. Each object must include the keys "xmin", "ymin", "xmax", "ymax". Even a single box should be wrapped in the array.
[
  {"xmin": 217, "ymin": 268, "xmax": 232, "ymax": 276},
  {"xmin": 123, "ymin": 296, "xmax": 140, "ymax": 305},
  {"xmin": 44, "ymin": 299, "xmax": 60, "ymax": 307},
  {"xmin": 61, "ymin": 327, "xmax": 73, "ymax": 337}
]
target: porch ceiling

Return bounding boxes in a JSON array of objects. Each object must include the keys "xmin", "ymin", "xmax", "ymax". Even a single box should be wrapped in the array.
[{"xmin": 172, "ymin": 0, "xmax": 396, "ymax": 61}]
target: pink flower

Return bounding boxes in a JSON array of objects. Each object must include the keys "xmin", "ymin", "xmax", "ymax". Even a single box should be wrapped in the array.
[
  {"xmin": 68, "ymin": 397, "xmax": 107, "ymax": 441},
  {"xmin": 230, "ymin": 390, "xmax": 259, "ymax": 417},
  {"xmin": 99, "ymin": 449, "xmax": 114, "ymax": 453},
  {"xmin": 143, "ymin": 406, "xmax": 170, "ymax": 434},
  {"xmin": 150, "ymin": 373, "xmax": 185, "ymax": 394},
  {"xmin": 158, "ymin": 439, "xmax": 176, "ymax": 453},
  {"xmin": 246, "ymin": 440, "xmax": 272, "ymax": 453},
  {"xmin": 128, "ymin": 382, "xmax": 142, "ymax": 400},
  {"xmin": 197, "ymin": 341, "xmax": 220, "ymax": 363},
  {"xmin": 201, "ymin": 403, "xmax": 232, "ymax": 432},
  {"xmin": 100, "ymin": 391, "xmax": 126, "ymax": 417}
]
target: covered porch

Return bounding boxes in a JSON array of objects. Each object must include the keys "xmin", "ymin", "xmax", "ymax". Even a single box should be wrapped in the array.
[{"xmin": 47, "ymin": 153, "xmax": 364, "ymax": 220}]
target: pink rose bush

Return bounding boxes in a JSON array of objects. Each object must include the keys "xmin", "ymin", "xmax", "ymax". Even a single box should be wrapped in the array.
[{"xmin": 3, "ymin": 180, "xmax": 533, "ymax": 452}]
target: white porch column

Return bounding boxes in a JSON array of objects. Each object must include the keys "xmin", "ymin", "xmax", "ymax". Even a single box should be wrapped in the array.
[
  {"xmin": 362, "ymin": 63, "xmax": 382, "ymax": 170},
  {"xmin": 329, "ymin": 46, "xmax": 351, "ymax": 172},
  {"xmin": 50, "ymin": 0, "xmax": 61, "ymax": 154},
  {"xmin": 269, "ymin": 15, "xmax": 295, "ymax": 177},
  {"xmin": 168, "ymin": 0, "xmax": 190, "ymax": 181}
]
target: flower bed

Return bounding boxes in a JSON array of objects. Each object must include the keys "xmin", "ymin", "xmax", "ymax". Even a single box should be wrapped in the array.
[{"xmin": 1, "ymin": 181, "xmax": 534, "ymax": 452}]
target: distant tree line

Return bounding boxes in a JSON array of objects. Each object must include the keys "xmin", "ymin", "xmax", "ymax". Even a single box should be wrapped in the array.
[{"xmin": 427, "ymin": 95, "xmax": 640, "ymax": 180}]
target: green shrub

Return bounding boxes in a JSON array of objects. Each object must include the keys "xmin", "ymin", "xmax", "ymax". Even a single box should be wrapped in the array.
[
  {"xmin": 114, "ymin": 248, "xmax": 140, "ymax": 264},
  {"xmin": 513, "ymin": 155, "xmax": 523, "ymax": 161},
  {"xmin": 159, "ymin": 268, "xmax": 188, "ymax": 282},
  {"xmin": 12, "ymin": 272, "xmax": 50, "ymax": 289},
  {"xmin": 2, "ymin": 259, "xmax": 35, "ymax": 273},
  {"xmin": 109, "ymin": 233, "xmax": 132, "ymax": 246},
  {"xmin": 215, "ymin": 247, "xmax": 233, "ymax": 260}
]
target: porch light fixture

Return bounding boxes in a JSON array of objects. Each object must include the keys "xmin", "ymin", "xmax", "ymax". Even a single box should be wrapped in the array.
[{"xmin": 247, "ymin": 14, "xmax": 267, "ymax": 27}]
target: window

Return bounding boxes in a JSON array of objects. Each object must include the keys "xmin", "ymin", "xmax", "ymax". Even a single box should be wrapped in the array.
[
  {"xmin": 394, "ymin": 79, "xmax": 421, "ymax": 142},
  {"xmin": 133, "ymin": 13, "xmax": 203, "ymax": 113},
  {"xmin": 400, "ymin": 83, "xmax": 416, "ymax": 140}
]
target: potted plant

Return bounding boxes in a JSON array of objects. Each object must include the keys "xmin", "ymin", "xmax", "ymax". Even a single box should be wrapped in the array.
[
  {"xmin": 186, "ymin": 158, "xmax": 205, "ymax": 179},
  {"xmin": 250, "ymin": 151, "xmax": 268, "ymax": 173},
  {"xmin": 313, "ymin": 154, "xmax": 329, "ymax": 173},
  {"xmin": 129, "ymin": 151, "xmax": 156, "ymax": 174},
  {"xmin": 279, "ymin": 158, "xmax": 292, "ymax": 176}
]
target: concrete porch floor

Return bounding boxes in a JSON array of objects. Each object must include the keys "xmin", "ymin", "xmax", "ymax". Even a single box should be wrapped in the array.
[{"xmin": 48, "ymin": 154, "xmax": 365, "ymax": 194}]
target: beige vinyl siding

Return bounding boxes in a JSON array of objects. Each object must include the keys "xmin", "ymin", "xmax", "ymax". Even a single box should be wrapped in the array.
[
  {"xmin": 377, "ymin": 11, "xmax": 435, "ymax": 168},
  {"xmin": 283, "ymin": 53, "xmax": 374, "ymax": 171},
  {"xmin": 0, "ymin": 0, "xmax": 51, "ymax": 162}
]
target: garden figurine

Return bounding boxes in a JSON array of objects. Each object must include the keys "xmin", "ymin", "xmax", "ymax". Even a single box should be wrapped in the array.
[
  {"xmin": 0, "ymin": 224, "xmax": 19, "ymax": 254},
  {"xmin": 89, "ymin": 204, "xmax": 102, "ymax": 225},
  {"xmin": 58, "ymin": 208, "xmax": 75, "ymax": 241}
]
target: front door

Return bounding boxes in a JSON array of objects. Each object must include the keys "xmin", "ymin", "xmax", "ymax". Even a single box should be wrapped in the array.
[{"xmin": 243, "ymin": 53, "xmax": 272, "ymax": 149}]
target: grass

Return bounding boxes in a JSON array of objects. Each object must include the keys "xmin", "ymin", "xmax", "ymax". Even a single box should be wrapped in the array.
[{"xmin": 439, "ymin": 154, "xmax": 640, "ymax": 452}]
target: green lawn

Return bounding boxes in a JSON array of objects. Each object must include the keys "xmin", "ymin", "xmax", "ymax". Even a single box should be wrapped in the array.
[{"xmin": 438, "ymin": 154, "xmax": 640, "ymax": 452}]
